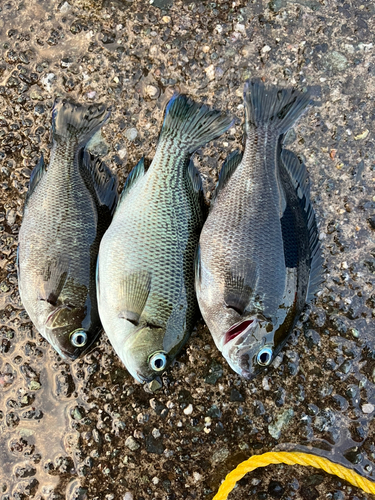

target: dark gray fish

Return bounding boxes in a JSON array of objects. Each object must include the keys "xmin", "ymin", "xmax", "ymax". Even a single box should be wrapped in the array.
[
  {"xmin": 97, "ymin": 94, "xmax": 233, "ymax": 383},
  {"xmin": 17, "ymin": 99, "xmax": 118, "ymax": 360},
  {"xmin": 195, "ymin": 80, "xmax": 323, "ymax": 379}
]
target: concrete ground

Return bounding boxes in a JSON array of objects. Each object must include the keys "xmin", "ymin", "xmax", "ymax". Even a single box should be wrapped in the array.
[{"xmin": 0, "ymin": 0, "xmax": 374, "ymax": 498}]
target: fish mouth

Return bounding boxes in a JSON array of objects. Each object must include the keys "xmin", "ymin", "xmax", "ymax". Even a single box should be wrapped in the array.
[{"xmin": 224, "ymin": 319, "xmax": 256, "ymax": 345}]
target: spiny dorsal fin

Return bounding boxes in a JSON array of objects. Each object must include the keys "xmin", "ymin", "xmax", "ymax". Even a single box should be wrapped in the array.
[
  {"xmin": 281, "ymin": 149, "xmax": 324, "ymax": 301},
  {"xmin": 81, "ymin": 149, "xmax": 118, "ymax": 215},
  {"xmin": 212, "ymin": 150, "xmax": 242, "ymax": 204},
  {"xmin": 117, "ymin": 270, "xmax": 151, "ymax": 325},
  {"xmin": 117, "ymin": 158, "xmax": 145, "ymax": 209},
  {"xmin": 25, "ymin": 155, "xmax": 46, "ymax": 208}
]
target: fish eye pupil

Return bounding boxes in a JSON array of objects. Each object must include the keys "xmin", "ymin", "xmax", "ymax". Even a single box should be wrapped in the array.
[
  {"xmin": 149, "ymin": 352, "xmax": 167, "ymax": 372},
  {"xmin": 256, "ymin": 346, "xmax": 273, "ymax": 366},
  {"xmin": 70, "ymin": 330, "xmax": 87, "ymax": 348},
  {"xmin": 154, "ymin": 358, "xmax": 163, "ymax": 369},
  {"xmin": 260, "ymin": 352, "xmax": 270, "ymax": 364}
]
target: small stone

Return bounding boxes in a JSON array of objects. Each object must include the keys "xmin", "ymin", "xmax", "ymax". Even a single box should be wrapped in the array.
[
  {"xmin": 354, "ymin": 129, "xmax": 369, "ymax": 140},
  {"xmin": 162, "ymin": 16, "xmax": 171, "ymax": 23},
  {"xmin": 144, "ymin": 85, "xmax": 159, "ymax": 99},
  {"xmin": 40, "ymin": 73, "xmax": 55, "ymax": 92},
  {"xmin": 183, "ymin": 404, "xmax": 193, "ymax": 415},
  {"xmin": 268, "ymin": 408, "xmax": 294, "ymax": 439},
  {"xmin": 230, "ymin": 388, "xmax": 244, "ymax": 402},
  {"xmin": 125, "ymin": 436, "xmax": 140, "ymax": 451},
  {"xmin": 125, "ymin": 128, "xmax": 138, "ymax": 141},
  {"xmin": 268, "ymin": 480, "xmax": 284, "ymax": 498},
  {"xmin": 117, "ymin": 148, "xmax": 127, "ymax": 160},
  {"xmin": 204, "ymin": 64, "xmax": 215, "ymax": 81},
  {"xmin": 146, "ymin": 435, "xmax": 164, "ymax": 454},
  {"xmin": 60, "ymin": 1, "xmax": 71, "ymax": 12},
  {"xmin": 123, "ymin": 493, "xmax": 133, "ymax": 500},
  {"xmin": 28, "ymin": 381, "xmax": 41, "ymax": 391},
  {"xmin": 152, "ymin": 428, "xmax": 161, "ymax": 438},
  {"xmin": 205, "ymin": 361, "xmax": 223, "ymax": 384},
  {"xmin": 87, "ymin": 91, "xmax": 96, "ymax": 99},
  {"xmin": 362, "ymin": 403, "xmax": 374, "ymax": 414},
  {"xmin": 262, "ymin": 45, "xmax": 271, "ymax": 53},
  {"xmin": 212, "ymin": 447, "xmax": 229, "ymax": 463},
  {"xmin": 147, "ymin": 379, "xmax": 162, "ymax": 392}
]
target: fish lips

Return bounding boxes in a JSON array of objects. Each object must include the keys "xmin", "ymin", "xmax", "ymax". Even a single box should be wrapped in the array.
[{"xmin": 222, "ymin": 317, "xmax": 275, "ymax": 379}]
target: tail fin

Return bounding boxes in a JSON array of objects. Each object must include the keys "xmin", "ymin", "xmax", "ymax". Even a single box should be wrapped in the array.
[
  {"xmin": 243, "ymin": 80, "xmax": 311, "ymax": 135},
  {"xmin": 52, "ymin": 98, "xmax": 111, "ymax": 146},
  {"xmin": 159, "ymin": 94, "xmax": 234, "ymax": 154}
]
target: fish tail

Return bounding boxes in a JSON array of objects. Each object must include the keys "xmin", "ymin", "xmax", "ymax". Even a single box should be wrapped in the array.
[
  {"xmin": 51, "ymin": 98, "xmax": 111, "ymax": 146},
  {"xmin": 243, "ymin": 79, "xmax": 311, "ymax": 135},
  {"xmin": 159, "ymin": 94, "xmax": 234, "ymax": 154}
]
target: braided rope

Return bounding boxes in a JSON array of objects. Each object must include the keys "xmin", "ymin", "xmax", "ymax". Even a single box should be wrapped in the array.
[{"xmin": 213, "ymin": 451, "xmax": 375, "ymax": 499}]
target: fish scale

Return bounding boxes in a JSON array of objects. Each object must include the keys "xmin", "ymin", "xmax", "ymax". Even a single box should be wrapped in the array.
[{"xmin": 97, "ymin": 94, "xmax": 233, "ymax": 383}]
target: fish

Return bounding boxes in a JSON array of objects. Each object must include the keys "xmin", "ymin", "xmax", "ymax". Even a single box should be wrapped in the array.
[
  {"xmin": 97, "ymin": 94, "xmax": 233, "ymax": 383},
  {"xmin": 17, "ymin": 99, "xmax": 118, "ymax": 360},
  {"xmin": 195, "ymin": 80, "xmax": 323, "ymax": 379}
]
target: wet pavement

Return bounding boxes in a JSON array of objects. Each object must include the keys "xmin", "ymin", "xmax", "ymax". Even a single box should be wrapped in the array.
[{"xmin": 0, "ymin": 0, "xmax": 375, "ymax": 499}]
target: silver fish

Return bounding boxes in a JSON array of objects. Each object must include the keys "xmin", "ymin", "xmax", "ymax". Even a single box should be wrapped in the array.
[
  {"xmin": 195, "ymin": 80, "xmax": 323, "ymax": 379},
  {"xmin": 17, "ymin": 99, "xmax": 118, "ymax": 360},
  {"xmin": 97, "ymin": 94, "xmax": 233, "ymax": 383}
]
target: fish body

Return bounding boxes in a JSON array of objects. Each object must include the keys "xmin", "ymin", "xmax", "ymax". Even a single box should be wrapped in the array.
[
  {"xmin": 195, "ymin": 80, "xmax": 323, "ymax": 379},
  {"xmin": 17, "ymin": 100, "xmax": 118, "ymax": 360},
  {"xmin": 97, "ymin": 95, "xmax": 233, "ymax": 383}
]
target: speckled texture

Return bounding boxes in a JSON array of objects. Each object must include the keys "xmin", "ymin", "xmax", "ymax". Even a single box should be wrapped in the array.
[{"xmin": 0, "ymin": 0, "xmax": 374, "ymax": 499}]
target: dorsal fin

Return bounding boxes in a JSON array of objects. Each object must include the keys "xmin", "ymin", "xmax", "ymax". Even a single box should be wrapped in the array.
[
  {"xmin": 280, "ymin": 149, "xmax": 324, "ymax": 301},
  {"xmin": 187, "ymin": 160, "xmax": 203, "ymax": 193},
  {"xmin": 80, "ymin": 149, "xmax": 118, "ymax": 215},
  {"xmin": 24, "ymin": 155, "xmax": 46, "ymax": 208},
  {"xmin": 212, "ymin": 151, "xmax": 242, "ymax": 204},
  {"xmin": 117, "ymin": 158, "xmax": 145, "ymax": 209}
]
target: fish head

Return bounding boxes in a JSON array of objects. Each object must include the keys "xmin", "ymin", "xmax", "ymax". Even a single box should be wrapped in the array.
[
  {"xmin": 222, "ymin": 315, "xmax": 276, "ymax": 379},
  {"xmin": 43, "ymin": 303, "xmax": 97, "ymax": 360},
  {"xmin": 120, "ymin": 324, "xmax": 171, "ymax": 383}
]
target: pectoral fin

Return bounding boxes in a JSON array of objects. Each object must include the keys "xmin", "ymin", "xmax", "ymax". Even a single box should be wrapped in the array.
[{"xmin": 117, "ymin": 271, "xmax": 152, "ymax": 325}]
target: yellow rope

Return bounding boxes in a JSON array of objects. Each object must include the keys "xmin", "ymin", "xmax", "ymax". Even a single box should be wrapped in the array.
[{"xmin": 213, "ymin": 451, "xmax": 375, "ymax": 499}]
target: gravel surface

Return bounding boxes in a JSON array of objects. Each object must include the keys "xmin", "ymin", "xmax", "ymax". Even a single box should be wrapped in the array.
[{"xmin": 0, "ymin": 0, "xmax": 374, "ymax": 499}]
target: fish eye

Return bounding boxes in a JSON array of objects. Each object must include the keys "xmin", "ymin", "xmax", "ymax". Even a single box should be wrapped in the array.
[
  {"xmin": 256, "ymin": 346, "xmax": 273, "ymax": 366},
  {"xmin": 149, "ymin": 352, "xmax": 167, "ymax": 372},
  {"xmin": 70, "ymin": 329, "xmax": 88, "ymax": 348}
]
